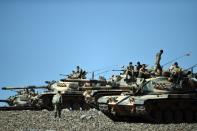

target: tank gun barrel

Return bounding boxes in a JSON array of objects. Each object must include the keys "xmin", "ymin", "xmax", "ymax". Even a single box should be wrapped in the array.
[
  {"xmin": 1, "ymin": 85, "xmax": 48, "ymax": 90},
  {"xmin": 112, "ymin": 70, "xmax": 124, "ymax": 72},
  {"xmin": 60, "ymin": 78, "xmax": 107, "ymax": 84},
  {"xmin": 0, "ymin": 99, "xmax": 13, "ymax": 106},
  {"xmin": 0, "ymin": 100, "xmax": 10, "ymax": 103}
]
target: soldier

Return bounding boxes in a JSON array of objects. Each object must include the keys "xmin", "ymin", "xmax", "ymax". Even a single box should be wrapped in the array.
[
  {"xmin": 138, "ymin": 64, "xmax": 149, "ymax": 79},
  {"xmin": 52, "ymin": 91, "xmax": 63, "ymax": 118},
  {"xmin": 135, "ymin": 61, "xmax": 142, "ymax": 77},
  {"xmin": 76, "ymin": 66, "xmax": 81, "ymax": 73},
  {"xmin": 155, "ymin": 49, "xmax": 163, "ymax": 76},
  {"xmin": 169, "ymin": 62, "xmax": 182, "ymax": 83},
  {"xmin": 169, "ymin": 62, "xmax": 182, "ymax": 73},
  {"xmin": 125, "ymin": 62, "xmax": 135, "ymax": 81},
  {"xmin": 69, "ymin": 70, "xmax": 76, "ymax": 78},
  {"xmin": 75, "ymin": 66, "xmax": 87, "ymax": 79},
  {"xmin": 135, "ymin": 62, "xmax": 142, "ymax": 72}
]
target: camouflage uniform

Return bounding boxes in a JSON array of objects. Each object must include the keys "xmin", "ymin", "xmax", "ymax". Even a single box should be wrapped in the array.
[{"xmin": 52, "ymin": 91, "xmax": 63, "ymax": 118}]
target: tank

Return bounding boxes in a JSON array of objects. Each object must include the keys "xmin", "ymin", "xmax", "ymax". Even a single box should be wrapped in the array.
[
  {"xmin": 0, "ymin": 86, "xmax": 42, "ymax": 110},
  {"xmin": 38, "ymin": 79, "xmax": 90, "ymax": 110},
  {"xmin": 96, "ymin": 72, "xmax": 197, "ymax": 123},
  {"xmin": 80, "ymin": 74, "xmax": 139, "ymax": 108}
]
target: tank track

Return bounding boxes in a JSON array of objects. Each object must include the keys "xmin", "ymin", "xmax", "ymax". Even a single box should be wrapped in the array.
[{"xmin": 145, "ymin": 99, "xmax": 197, "ymax": 123}]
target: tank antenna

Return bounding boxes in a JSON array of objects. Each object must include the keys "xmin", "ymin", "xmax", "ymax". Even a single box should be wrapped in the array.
[{"xmin": 162, "ymin": 52, "xmax": 191, "ymax": 67}]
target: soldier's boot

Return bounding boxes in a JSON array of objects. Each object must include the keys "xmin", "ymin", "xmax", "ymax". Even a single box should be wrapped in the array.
[
  {"xmin": 55, "ymin": 112, "xmax": 57, "ymax": 118},
  {"xmin": 58, "ymin": 110, "xmax": 61, "ymax": 118}
]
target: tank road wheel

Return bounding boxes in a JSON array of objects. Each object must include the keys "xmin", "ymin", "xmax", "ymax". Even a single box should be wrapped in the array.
[
  {"xmin": 164, "ymin": 110, "xmax": 173, "ymax": 123},
  {"xmin": 174, "ymin": 110, "xmax": 183, "ymax": 123},
  {"xmin": 184, "ymin": 110, "xmax": 193, "ymax": 123}
]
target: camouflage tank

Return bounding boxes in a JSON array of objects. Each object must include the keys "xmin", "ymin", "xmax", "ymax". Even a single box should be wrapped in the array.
[
  {"xmin": 38, "ymin": 79, "xmax": 90, "ymax": 110},
  {"xmin": 0, "ymin": 86, "xmax": 43, "ymax": 110},
  {"xmin": 96, "ymin": 71, "xmax": 197, "ymax": 123},
  {"xmin": 79, "ymin": 73, "xmax": 138, "ymax": 108}
]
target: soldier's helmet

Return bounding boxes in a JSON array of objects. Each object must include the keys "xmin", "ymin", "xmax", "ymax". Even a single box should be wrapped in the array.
[
  {"xmin": 137, "ymin": 62, "xmax": 140, "ymax": 65},
  {"xmin": 129, "ymin": 62, "xmax": 132, "ymax": 65},
  {"xmin": 174, "ymin": 62, "xmax": 178, "ymax": 66},
  {"xmin": 160, "ymin": 49, "xmax": 163, "ymax": 53}
]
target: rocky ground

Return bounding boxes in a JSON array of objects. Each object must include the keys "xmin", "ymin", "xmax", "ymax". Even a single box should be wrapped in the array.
[{"xmin": 0, "ymin": 109, "xmax": 197, "ymax": 131}]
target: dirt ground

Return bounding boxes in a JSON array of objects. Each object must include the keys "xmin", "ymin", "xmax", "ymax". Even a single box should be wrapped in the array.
[{"xmin": 0, "ymin": 109, "xmax": 197, "ymax": 131}]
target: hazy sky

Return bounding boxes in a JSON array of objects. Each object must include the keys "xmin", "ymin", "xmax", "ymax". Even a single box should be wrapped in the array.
[{"xmin": 0, "ymin": 0, "xmax": 197, "ymax": 100}]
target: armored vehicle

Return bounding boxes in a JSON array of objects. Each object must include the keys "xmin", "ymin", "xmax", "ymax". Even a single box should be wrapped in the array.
[
  {"xmin": 79, "ymin": 74, "xmax": 139, "ymax": 108},
  {"xmin": 0, "ymin": 87, "xmax": 42, "ymax": 110},
  {"xmin": 96, "ymin": 72, "xmax": 197, "ymax": 122}
]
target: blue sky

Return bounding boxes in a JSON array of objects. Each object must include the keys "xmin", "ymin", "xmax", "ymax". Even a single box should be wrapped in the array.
[{"xmin": 0, "ymin": 0, "xmax": 197, "ymax": 100}]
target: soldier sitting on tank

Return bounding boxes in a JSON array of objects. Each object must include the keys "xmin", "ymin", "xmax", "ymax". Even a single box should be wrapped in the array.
[
  {"xmin": 138, "ymin": 64, "xmax": 149, "ymax": 79},
  {"xmin": 80, "ymin": 70, "xmax": 87, "ymax": 79},
  {"xmin": 52, "ymin": 91, "xmax": 63, "ymax": 118},
  {"xmin": 135, "ymin": 61, "xmax": 142, "ymax": 77},
  {"xmin": 169, "ymin": 62, "xmax": 183, "ymax": 83},
  {"xmin": 67, "ymin": 70, "xmax": 76, "ymax": 79},
  {"xmin": 68, "ymin": 66, "xmax": 87, "ymax": 79},
  {"xmin": 74, "ymin": 66, "xmax": 87, "ymax": 79},
  {"xmin": 75, "ymin": 66, "xmax": 82, "ymax": 76},
  {"xmin": 124, "ymin": 62, "xmax": 135, "ymax": 82}
]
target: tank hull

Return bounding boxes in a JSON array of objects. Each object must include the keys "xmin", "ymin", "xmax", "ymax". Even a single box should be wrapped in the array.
[{"xmin": 97, "ymin": 92, "xmax": 197, "ymax": 123}]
